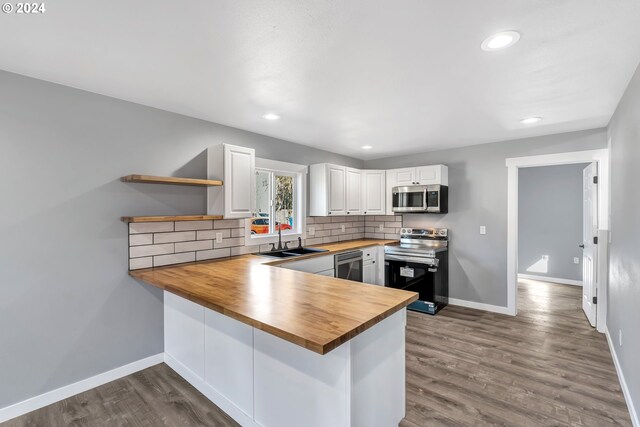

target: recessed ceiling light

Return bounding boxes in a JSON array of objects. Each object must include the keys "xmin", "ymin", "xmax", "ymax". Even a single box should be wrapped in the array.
[
  {"xmin": 361, "ymin": 145, "xmax": 373, "ymax": 150},
  {"xmin": 481, "ymin": 31, "xmax": 521, "ymax": 51},
  {"xmin": 262, "ymin": 113, "xmax": 280, "ymax": 120},
  {"xmin": 520, "ymin": 117, "xmax": 542, "ymax": 124}
]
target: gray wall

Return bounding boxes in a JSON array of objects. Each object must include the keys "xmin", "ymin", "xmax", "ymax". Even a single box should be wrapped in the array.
[
  {"xmin": 0, "ymin": 70, "xmax": 362, "ymax": 409},
  {"xmin": 607, "ymin": 62, "xmax": 640, "ymax": 420},
  {"xmin": 518, "ymin": 164, "xmax": 588, "ymax": 282},
  {"xmin": 365, "ymin": 128, "xmax": 607, "ymax": 307}
]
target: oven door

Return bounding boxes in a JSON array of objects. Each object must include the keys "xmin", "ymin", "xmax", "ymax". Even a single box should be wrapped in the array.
[
  {"xmin": 392, "ymin": 186, "xmax": 427, "ymax": 213},
  {"xmin": 385, "ymin": 255, "xmax": 441, "ymax": 314}
]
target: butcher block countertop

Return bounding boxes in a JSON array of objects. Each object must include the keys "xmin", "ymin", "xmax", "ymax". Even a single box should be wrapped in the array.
[{"xmin": 130, "ymin": 239, "xmax": 417, "ymax": 354}]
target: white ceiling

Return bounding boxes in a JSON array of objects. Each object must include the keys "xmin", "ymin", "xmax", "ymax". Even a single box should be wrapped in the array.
[{"xmin": 1, "ymin": 1, "xmax": 640, "ymax": 160}]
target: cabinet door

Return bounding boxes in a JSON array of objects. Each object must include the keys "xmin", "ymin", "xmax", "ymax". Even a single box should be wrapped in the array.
[
  {"xmin": 345, "ymin": 168, "xmax": 362, "ymax": 215},
  {"xmin": 363, "ymin": 261, "xmax": 376, "ymax": 285},
  {"xmin": 224, "ymin": 144, "xmax": 255, "ymax": 218},
  {"xmin": 393, "ymin": 168, "xmax": 417, "ymax": 186},
  {"xmin": 415, "ymin": 165, "xmax": 439, "ymax": 185},
  {"xmin": 327, "ymin": 165, "xmax": 346, "ymax": 215},
  {"xmin": 362, "ymin": 170, "xmax": 386, "ymax": 215}
]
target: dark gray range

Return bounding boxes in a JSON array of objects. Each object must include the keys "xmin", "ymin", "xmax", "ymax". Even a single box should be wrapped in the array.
[{"xmin": 384, "ymin": 228, "xmax": 449, "ymax": 314}]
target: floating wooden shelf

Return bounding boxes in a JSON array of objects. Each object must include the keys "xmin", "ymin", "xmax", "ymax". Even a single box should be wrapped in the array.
[
  {"xmin": 122, "ymin": 215, "xmax": 224, "ymax": 223},
  {"xmin": 121, "ymin": 175, "xmax": 223, "ymax": 187}
]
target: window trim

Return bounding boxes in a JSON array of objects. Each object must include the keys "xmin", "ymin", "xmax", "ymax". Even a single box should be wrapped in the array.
[{"xmin": 245, "ymin": 158, "xmax": 307, "ymax": 247}]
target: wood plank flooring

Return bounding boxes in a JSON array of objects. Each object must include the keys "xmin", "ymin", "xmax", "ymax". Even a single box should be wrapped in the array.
[
  {"xmin": 401, "ymin": 279, "xmax": 630, "ymax": 427},
  {"xmin": 4, "ymin": 279, "xmax": 630, "ymax": 426}
]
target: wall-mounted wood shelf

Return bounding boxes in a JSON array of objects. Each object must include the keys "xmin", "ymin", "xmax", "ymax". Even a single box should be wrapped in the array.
[
  {"xmin": 121, "ymin": 175, "xmax": 223, "ymax": 187},
  {"xmin": 121, "ymin": 215, "xmax": 224, "ymax": 223}
]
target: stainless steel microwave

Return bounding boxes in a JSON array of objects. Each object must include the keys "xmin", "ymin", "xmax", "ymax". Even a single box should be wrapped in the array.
[{"xmin": 392, "ymin": 185, "xmax": 448, "ymax": 213}]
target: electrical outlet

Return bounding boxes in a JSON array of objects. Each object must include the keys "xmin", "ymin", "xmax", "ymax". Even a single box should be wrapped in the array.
[
  {"xmin": 619, "ymin": 329, "xmax": 623, "ymax": 347},
  {"xmin": 308, "ymin": 226, "xmax": 315, "ymax": 236},
  {"xmin": 378, "ymin": 224, "xmax": 384, "ymax": 232},
  {"xmin": 341, "ymin": 224, "xmax": 346, "ymax": 232},
  {"xmin": 215, "ymin": 232, "xmax": 223, "ymax": 243},
  {"xmin": 573, "ymin": 257, "xmax": 580, "ymax": 264},
  {"xmin": 479, "ymin": 226, "xmax": 486, "ymax": 235}
]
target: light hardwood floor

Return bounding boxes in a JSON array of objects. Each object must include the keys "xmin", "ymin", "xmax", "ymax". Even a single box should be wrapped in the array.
[{"xmin": 3, "ymin": 280, "xmax": 630, "ymax": 426}]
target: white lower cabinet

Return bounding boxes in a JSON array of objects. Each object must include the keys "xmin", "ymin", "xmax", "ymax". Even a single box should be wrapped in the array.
[
  {"xmin": 363, "ymin": 260, "xmax": 376, "ymax": 284},
  {"xmin": 164, "ymin": 292, "xmax": 205, "ymax": 380},
  {"xmin": 164, "ymin": 291, "xmax": 406, "ymax": 427},
  {"xmin": 205, "ymin": 309, "xmax": 254, "ymax": 417}
]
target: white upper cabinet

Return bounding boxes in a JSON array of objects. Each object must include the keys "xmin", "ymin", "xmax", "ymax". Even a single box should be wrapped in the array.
[
  {"xmin": 416, "ymin": 165, "xmax": 448, "ymax": 185},
  {"xmin": 310, "ymin": 164, "xmax": 369, "ymax": 216},
  {"xmin": 388, "ymin": 165, "xmax": 448, "ymax": 186},
  {"xmin": 328, "ymin": 165, "xmax": 347, "ymax": 215},
  {"xmin": 310, "ymin": 164, "xmax": 346, "ymax": 216},
  {"xmin": 345, "ymin": 168, "xmax": 362, "ymax": 215},
  {"xmin": 207, "ymin": 144, "xmax": 255, "ymax": 218},
  {"xmin": 362, "ymin": 170, "xmax": 386, "ymax": 215},
  {"xmin": 394, "ymin": 168, "xmax": 417, "ymax": 186}
]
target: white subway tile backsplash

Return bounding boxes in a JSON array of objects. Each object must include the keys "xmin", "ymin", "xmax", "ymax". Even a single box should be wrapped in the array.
[
  {"xmin": 128, "ymin": 215, "xmax": 397, "ymax": 270},
  {"xmin": 214, "ymin": 219, "xmax": 246, "ymax": 229},
  {"xmin": 175, "ymin": 220, "xmax": 214, "ymax": 231},
  {"xmin": 130, "ymin": 243, "xmax": 174, "ymax": 258},
  {"xmin": 197, "ymin": 229, "xmax": 230, "ymax": 240},
  {"xmin": 231, "ymin": 227, "xmax": 245, "ymax": 238},
  {"xmin": 154, "ymin": 231, "xmax": 196, "ymax": 244},
  {"xmin": 130, "ymin": 257, "xmax": 153, "ymax": 270},
  {"xmin": 231, "ymin": 245, "xmax": 259, "ymax": 256},
  {"xmin": 197, "ymin": 248, "xmax": 231, "ymax": 261},
  {"xmin": 214, "ymin": 237, "xmax": 245, "ymax": 249},
  {"xmin": 129, "ymin": 222, "xmax": 174, "ymax": 234},
  {"xmin": 130, "ymin": 234, "xmax": 153, "ymax": 246},
  {"xmin": 305, "ymin": 237, "xmax": 324, "ymax": 246},
  {"xmin": 175, "ymin": 240, "xmax": 213, "ymax": 253},
  {"xmin": 154, "ymin": 252, "xmax": 195, "ymax": 267}
]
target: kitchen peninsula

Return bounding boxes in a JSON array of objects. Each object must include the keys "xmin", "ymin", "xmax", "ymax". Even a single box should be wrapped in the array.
[{"xmin": 131, "ymin": 240, "xmax": 417, "ymax": 427}]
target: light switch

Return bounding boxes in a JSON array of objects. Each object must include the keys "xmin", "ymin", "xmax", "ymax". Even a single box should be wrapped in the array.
[
  {"xmin": 479, "ymin": 226, "xmax": 486, "ymax": 235},
  {"xmin": 573, "ymin": 257, "xmax": 580, "ymax": 264},
  {"xmin": 215, "ymin": 232, "xmax": 223, "ymax": 243},
  {"xmin": 308, "ymin": 226, "xmax": 315, "ymax": 236}
]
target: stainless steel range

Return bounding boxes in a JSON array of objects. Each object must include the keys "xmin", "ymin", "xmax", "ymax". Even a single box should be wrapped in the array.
[{"xmin": 384, "ymin": 228, "xmax": 449, "ymax": 315}]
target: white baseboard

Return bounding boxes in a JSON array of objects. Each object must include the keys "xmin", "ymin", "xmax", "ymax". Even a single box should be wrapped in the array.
[
  {"xmin": 0, "ymin": 353, "xmax": 164, "ymax": 424},
  {"xmin": 448, "ymin": 298, "xmax": 513, "ymax": 315},
  {"xmin": 164, "ymin": 353, "xmax": 258, "ymax": 427},
  {"xmin": 605, "ymin": 329, "xmax": 639, "ymax": 427},
  {"xmin": 518, "ymin": 274, "xmax": 583, "ymax": 287}
]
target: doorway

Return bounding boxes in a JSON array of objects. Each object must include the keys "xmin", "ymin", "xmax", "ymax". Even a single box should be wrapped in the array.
[
  {"xmin": 517, "ymin": 163, "xmax": 594, "ymax": 323},
  {"xmin": 506, "ymin": 149, "xmax": 609, "ymax": 333}
]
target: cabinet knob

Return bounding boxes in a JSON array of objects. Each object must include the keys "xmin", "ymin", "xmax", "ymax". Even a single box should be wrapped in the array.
[{"xmin": 347, "ymin": 212, "xmax": 350, "ymax": 214}]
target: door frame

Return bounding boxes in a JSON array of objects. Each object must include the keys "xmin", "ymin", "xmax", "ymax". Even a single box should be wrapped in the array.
[{"xmin": 505, "ymin": 149, "xmax": 609, "ymax": 332}]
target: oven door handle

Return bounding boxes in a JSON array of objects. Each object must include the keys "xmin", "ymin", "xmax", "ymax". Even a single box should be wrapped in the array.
[{"xmin": 385, "ymin": 255, "xmax": 439, "ymax": 266}]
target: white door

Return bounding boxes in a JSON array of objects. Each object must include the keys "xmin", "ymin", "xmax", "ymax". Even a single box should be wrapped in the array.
[
  {"xmin": 362, "ymin": 170, "xmax": 386, "ymax": 215},
  {"xmin": 328, "ymin": 165, "xmax": 346, "ymax": 215},
  {"xmin": 224, "ymin": 144, "xmax": 255, "ymax": 218},
  {"xmin": 582, "ymin": 162, "xmax": 598, "ymax": 327},
  {"xmin": 393, "ymin": 168, "xmax": 416, "ymax": 186},
  {"xmin": 345, "ymin": 168, "xmax": 362, "ymax": 215}
]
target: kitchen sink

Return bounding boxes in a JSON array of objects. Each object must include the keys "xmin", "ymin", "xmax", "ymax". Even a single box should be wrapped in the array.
[
  {"xmin": 282, "ymin": 247, "xmax": 329, "ymax": 255},
  {"xmin": 259, "ymin": 251, "xmax": 301, "ymax": 258},
  {"xmin": 259, "ymin": 247, "xmax": 329, "ymax": 258}
]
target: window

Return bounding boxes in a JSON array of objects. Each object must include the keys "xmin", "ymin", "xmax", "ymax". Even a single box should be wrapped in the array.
[{"xmin": 250, "ymin": 166, "xmax": 302, "ymax": 239}]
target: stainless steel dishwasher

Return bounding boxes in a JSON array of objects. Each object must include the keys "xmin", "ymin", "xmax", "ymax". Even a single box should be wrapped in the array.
[{"xmin": 334, "ymin": 251, "xmax": 363, "ymax": 282}]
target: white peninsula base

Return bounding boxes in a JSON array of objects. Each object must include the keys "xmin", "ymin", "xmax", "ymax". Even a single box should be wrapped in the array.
[{"xmin": 163, "ymin": 291, "xmax": 407, "ymax": 427}]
